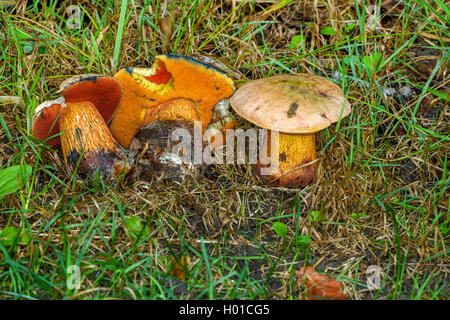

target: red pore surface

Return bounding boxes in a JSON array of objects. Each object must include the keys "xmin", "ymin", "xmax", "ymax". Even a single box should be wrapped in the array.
[
  {"xmin": 32, "ymin": 103, "xmax": 62, "ymax": 146},
  {"xmin": 61, "ymin": 76, "xmax": 122, "ymax": 124},
  {"xmin": 144, "ymin": 60, "xmax": 172, "ymax": 84}
]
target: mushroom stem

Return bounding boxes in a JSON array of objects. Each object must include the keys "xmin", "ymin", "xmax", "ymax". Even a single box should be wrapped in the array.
[
  {"xmin": 255, "ymin": 131, "xmax": 317, "ymax": 187},
  {"xmin": 60, "ymin": 101, "xmax": 129, "ymax": 179}
]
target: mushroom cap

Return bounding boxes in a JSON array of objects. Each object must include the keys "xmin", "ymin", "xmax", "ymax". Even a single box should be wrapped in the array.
[
  {"xmin": 57, "ymin": 74, "xmax": 107, "ymax": 93},
  {"xmin": 230, "ymin": 74, "xmax": 351, "ymax": 133}
]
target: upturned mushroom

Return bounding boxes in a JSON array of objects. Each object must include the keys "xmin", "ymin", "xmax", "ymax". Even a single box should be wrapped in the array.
[
  {"xmin": 230, "ymin": 74, "xmax": 351, "ymax": 188},
  {"xmin": 59, "ymin": 101, "xmax": 129, "ymax": 179},
  {"xmin": 32, "ymin": 75, "xmax": 128, "ymax": 179},
  {"xmin": 32, "ymin": 75, "xmax": 122, "ymax": 146},
  {"xmin": 108, "ymin": 54, "xmax": 235, "ymax": 149}
]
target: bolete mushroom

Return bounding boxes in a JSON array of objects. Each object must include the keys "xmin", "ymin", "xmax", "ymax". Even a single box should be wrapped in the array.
[
  {"xmin": 230, "ymin": 74, "xmax": 351, "ymax": 188},
  {"xmin": 108, "ymin": 54, "xmax": 235, "ymax": 149},
  {"xmin": 32, "ymin": 75, "xmax": 122, "ymax": 146},
  {"xmin": 31, "ymin": 75, "xmax": 127, "ymax": 179}
]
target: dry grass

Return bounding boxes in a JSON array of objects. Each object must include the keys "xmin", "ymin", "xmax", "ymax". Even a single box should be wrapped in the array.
[{"xmin": 0, "ymin": 0, "xmax": 448, "ymax": 299}]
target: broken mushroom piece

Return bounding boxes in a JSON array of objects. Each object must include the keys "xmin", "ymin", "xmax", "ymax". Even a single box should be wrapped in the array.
[
  {"xmin": 31, "ymin": 75, "xmax": 122, "ymax": 146},
  {"xmin": 109, "ymin": 54, "xmax": 235, "ymax": 149},
  {"xmin": 59, "ymin": 101, "xmax": 129, "ymax": 179},
  {"xmin": 128, "ymin": 99, "xmax": 202, "ymax": 182},
  {"xmin": 230, "ymin": 74, "xmax": 351, "ymax": 188},
  {"xmin": 143, "ymin": 98, "xmax": 201, "ymax": 125}
]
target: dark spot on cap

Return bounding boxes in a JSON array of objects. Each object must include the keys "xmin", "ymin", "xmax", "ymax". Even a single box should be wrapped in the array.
[
  {"xmin": 318, "ymin": 90, "xmax": 331, "ymax": 98},
  {"xmin": 197, "ymin": 99, "xmax": 202, "ymax": 103},
  {"xmin": 320, "ymin": 113, "xmax": 328, "ymax": 119},
  {"xmin": 287, "ymin": 102, "xmax": 299, "ymax": 118},
  {"xmin": 148, "ymin": 97, "xmax": 156, "ymax": 102},
  {"xmin": 280, "ymin": 152, "xmax": 286, "ymax": 162}
]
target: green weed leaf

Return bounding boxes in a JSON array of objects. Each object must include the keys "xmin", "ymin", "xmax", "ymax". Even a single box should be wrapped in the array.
[
  {"xmin": 307, "ymin": 210, "xmax": 324, "ymax": 222},
  {"xmin": 124, "ymin": 216, "xmax": 148, "ymax": 240},
  {"xmin": 273, "ymin": 222, "xmax": 288, "ymax": 238},
  {"xmin": 320, "ymin": 26, "xmax": 336, "ymax": 36},
  {"xmin": 0, "ymin": 226, "xmax": 31, "ymax": 246},
  {"xmin": 289, "ymin": 35, "xmax": 302, "ymax": 49},
  {"xmin": 295, "ymin": 235, "xmax": 312, "ymax": 248},
  {"xmin": 0, "ymin": 164, "xmax": 32, "ymax": 199}
]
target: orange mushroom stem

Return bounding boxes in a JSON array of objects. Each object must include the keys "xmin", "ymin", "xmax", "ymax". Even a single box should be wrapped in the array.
[
  {"xmin": 59, "ymin": 101, "xmax": 129, "ymax": 179},
  {"xmin": 255, "ymin": 131, "xmax": 317, "ymax": 187}
]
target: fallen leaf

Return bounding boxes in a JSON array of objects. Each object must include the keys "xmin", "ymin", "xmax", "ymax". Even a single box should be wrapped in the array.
[
  {"xmin": 296, "ymin": 266, "xmax": 348, "ymax": 300},
  {"xmin": 169, "ymin": 255, "xmax": 190, "ymax": 282},
  {"xmin": 159, "ymin": 10, "xmax": 178, "ymax": 43},
  {"xmin": 381, "ymin": 0, "xmax": 405, "ymax": 14}
]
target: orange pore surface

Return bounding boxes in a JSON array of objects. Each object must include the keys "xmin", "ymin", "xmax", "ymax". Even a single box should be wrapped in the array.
[
  {"xmin": 31, "ymin": 103, "xmax": 62, "ymax": 146},
  {"xmin": 110, "ymin": 55, "xmax": 235, "ymax": 149},
  {"xmin": 159, "ymin": 55, "xmax": 235, "ymax": 128}
]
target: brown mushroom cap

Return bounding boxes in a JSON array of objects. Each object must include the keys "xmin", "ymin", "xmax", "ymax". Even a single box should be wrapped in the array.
[
  {"xmin": 57, "ymin": 74, "xmax": 107, "ymax": 93},
  {"xmin": 230, "ymin": 74, "xmax": 351, "ymax": 133}
]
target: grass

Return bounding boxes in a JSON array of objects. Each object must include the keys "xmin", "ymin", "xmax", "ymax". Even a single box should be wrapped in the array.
[{"xmin": 0, "ymin": 0, "xmax": 448, "ymax": 300}]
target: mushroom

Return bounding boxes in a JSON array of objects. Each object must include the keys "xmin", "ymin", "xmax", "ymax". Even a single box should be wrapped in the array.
[
  {"xmin": 31, "ymin": 75, "xmax": 127, "ymax": 179},
  {"xmin": 32, "ymin": 75, "xmax": 122, "ymax": 146},
  {"xmin": 230, "ymin": 74, "xmax": 351, "ymax": 188},
  {"xmin": 59, "ymin": 101, "xmax": 129, "ymax": 179},
  {"xmin": 128, "ymin": 98, "xmax": 203, "ymax": 182},
  {"xmin": 108, "ymin": 54, "xmax": 235, "ymax": 149}
]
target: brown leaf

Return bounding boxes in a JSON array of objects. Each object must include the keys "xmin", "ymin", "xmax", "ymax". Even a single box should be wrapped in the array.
[
  {"xmin": 169, "ymin": 255, "xmax": 190, "ymax": 282},
  {"xmin": 381, "ymin": 0, "xmax": 405, "ymax": 14},
  {"xmin": 296, "ymin": 266, "xmax": 348, "ymax": 300},
  {"xmin": 159, "ymin": 10, "xmax": 178, "ymax": 43}
]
